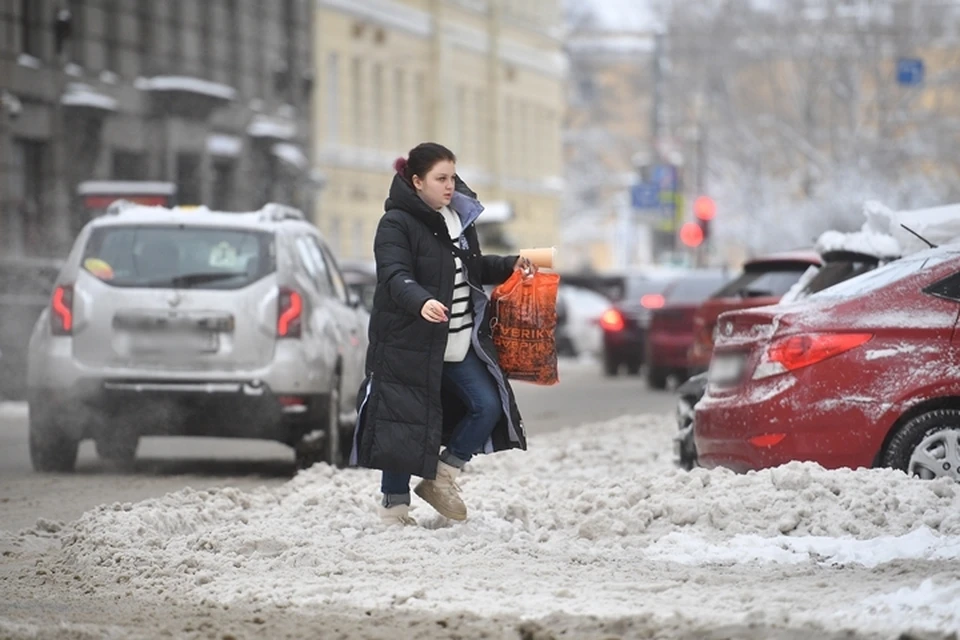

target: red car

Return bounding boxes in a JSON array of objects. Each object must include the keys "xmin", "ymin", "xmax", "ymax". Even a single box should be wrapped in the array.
[
  {"xmin": 695, "ymin": 247, "xmax": 960, "ymax": 480},
  {"xmin": 645, "ymin": 270, "xmax": 731, "ymax": 389},
  {"xmin": 687, "ymin": 250, "xmax": 822, "ymax": 374}
]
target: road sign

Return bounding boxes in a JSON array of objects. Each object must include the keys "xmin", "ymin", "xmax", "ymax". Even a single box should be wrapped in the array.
[
  {"xmin": 631, "ymin": 183, "xmax": 660, "ymax": 209},
  {"xmin": 897, "ymin": 58, "xmax": 924, "ymax": 86}
]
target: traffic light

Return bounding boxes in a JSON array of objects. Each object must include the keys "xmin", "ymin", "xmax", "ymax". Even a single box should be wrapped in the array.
[
  {"xmin": 679, "ymin": 222, "xmax": 704, "ymax": 248},
  {"xmin": 693, "ymin": 196, "xmax": 716, "ymax": 241}
]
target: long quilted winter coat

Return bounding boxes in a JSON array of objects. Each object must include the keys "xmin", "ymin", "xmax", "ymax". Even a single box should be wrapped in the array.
[{"xmin": 350, "ymin": 172, "xmax": 526, "ymax": 479}]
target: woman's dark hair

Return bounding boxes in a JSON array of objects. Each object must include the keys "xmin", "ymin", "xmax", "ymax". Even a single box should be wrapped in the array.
[{"xmin": 394, "ymin": 143, "xmax": 456, "ymax": 183}]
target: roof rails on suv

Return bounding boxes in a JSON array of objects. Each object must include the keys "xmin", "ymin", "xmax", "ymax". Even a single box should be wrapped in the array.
[
  {"xmin": 103, "ymin": 200, "xmax": 307, "ymax": 223},
  {"xmin": 258, "ymin": 203, "xmax": 305, "ymax": 223}
]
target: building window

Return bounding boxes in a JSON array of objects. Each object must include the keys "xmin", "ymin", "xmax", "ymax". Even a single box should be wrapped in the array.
[
  {"xmin": 15, "ymin": 139, "xmax": 50, "ymax": 254},
  {"xmin": 67, "ymin": 0, "xmax": 85, "ymax": 65},
  {"xmin": 176, "ymin": 153, "xmax": 203, "ymax": 205},
  {"xmin": 412, "ymin": 71, "xmax": 425, "ymax": 140},
  {"xmin": 326, "ymin": 53, "xmax": 339, "ymax": 143},
  {"xmin": 20, "ymin": 0, "xmax": 40, "ymax": 58},
  {"xmin": 136, "ymin": 0, "xmax": 153, "ymax": 71},
  {"xmin": 393, "ymin": 69, "xmax": 405, "ymax": 150},
  {"xmin": 329, "ymin": 217, "xmax": 341, "ymax": 255},
  {"xmin": 112, "ymin": 151, "xmax": 148, "ymax": 181},
  {"xmin": 199, "ymin": 0, "xmax": 213, "ymax": 75},
  {"xmin": 104, "ymin": 0, "xmax": 120, "ymax": 72},
  {"xmin": 253, "ymin": 1, "xmax": 264, "ymax": 96},
  {"xmin": 169, "ymin": 0, "xmax": 182, "ymax": 72},
  {"xmin": 226, "ymin": 0, "xmax": 241, "ymax": 89},
  {"xmin": 283, "ymin": 0, "xmax": 297, "ymax": 104},
  {"xmin": 372, "ymin": 64, "xmax": 384, "ymax": 149},
  {"xmin": 352, "ymin": 57, "xmax": 364, "ymax": 147},
  {"xmin": 352, "ymin": 220, "xmax": 365, "ymax": 258},
  {"xmin": 475, "ymin": 89, "xmax": 487, "ymax": 168},
  {"xmin": 212, "ymin": 161, "xmax": 235, "ymax": 210}
]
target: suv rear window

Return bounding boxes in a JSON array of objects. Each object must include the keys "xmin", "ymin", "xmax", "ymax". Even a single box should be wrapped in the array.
[
  {"xmin": 81, "ymin": 225, "xmax": 276, "ymax": 289},
  {"xmin": 711, "ymin": 264, "xmax": 810, "ymax": 299}
]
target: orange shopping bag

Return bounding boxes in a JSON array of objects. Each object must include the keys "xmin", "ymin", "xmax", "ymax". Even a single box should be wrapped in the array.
[{"xmin": 490, "ymin": 268, "xmax": 561, "ymax": 385}]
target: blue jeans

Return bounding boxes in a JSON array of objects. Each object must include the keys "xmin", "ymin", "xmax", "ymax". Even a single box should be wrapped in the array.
[{"xmin": 381, "ymin": 348, "xmax": 502, "ymax": 499}]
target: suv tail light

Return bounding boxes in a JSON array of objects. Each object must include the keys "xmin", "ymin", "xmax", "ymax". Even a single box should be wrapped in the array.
[
  {"xmin": 51, "ymin": 285, "xmax": 74, "ymax": 335},
  {"xmin": 277, "ymin": 287, "xmax": 303, "ymax": 338},
  {"xmin": 753, "ymin": 332, "xmax": 872, "ymax": 379},
  {"xmin": 599, "ymin": 308, "xmax": 625, "ymax": 332}
]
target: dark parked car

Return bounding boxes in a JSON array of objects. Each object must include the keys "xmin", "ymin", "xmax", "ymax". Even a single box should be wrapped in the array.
[
  {"xmin": 696, "ymin": 246, "xmax": 960, "ymax": 481},
  {"xmin": 0, "ymin": 257, "xmax": 63, "ymax": 400},
  {"xmin": 644, "ymin": 270, "xmax": 731, "ymax": 389},
  {"xmin": 675, "ymin": 249, "xmax": 896, "ymax": 469},
  {"xmin": 687, "ymin": 251, "xmax": 823, "ymax": 375},
  {"xmin": 598, "ymin": 271, "xmax": 681, "ymax": 376}
]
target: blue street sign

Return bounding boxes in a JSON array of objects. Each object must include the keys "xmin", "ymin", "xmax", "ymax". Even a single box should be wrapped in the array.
[
  {"xmin": 651, "ymin": 164, "xmax": 677, "ymax": 191},
  {"xmin": 631, "ymin": 183, "xmax": 660, "ymax": 209},
  {"xmin": 897, "ymin": 58, "xmax": 924, "ymax": 86}
]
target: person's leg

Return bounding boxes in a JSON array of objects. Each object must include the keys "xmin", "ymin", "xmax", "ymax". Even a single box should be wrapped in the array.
[
  {"xmin": 379, "ymin": 471, "xmax": 415, "ymax": 525},
  {"xmin": 414, "ymin": 349, "xmax": 502, "ymax": 521},
  {"xmin": 440, "ymin": 349, "xmax": 503, "ymax": 468},
  {"xmin": 380, "ymin": 471, "xmax": 412, "ymax": 506}
]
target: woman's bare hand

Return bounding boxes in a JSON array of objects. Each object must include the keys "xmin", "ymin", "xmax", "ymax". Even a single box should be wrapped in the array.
[
  {"xmin": 514, "ymin": 256, "xmax": 537, "ymax": 274},
  {"xmin": 421, "ymin": 299, "xmax": 449, "ymax": 323}
]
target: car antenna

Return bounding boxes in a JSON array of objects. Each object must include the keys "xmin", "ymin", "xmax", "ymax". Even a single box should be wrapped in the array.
[{"xmin": 900, "ymin": 224, "xmax": 937, "ymax": 249}]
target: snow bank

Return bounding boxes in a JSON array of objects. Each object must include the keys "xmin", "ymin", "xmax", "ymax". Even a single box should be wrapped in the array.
[{"xmin": 32, "ymin": 414, "xmax": 960, "ymax": 635}]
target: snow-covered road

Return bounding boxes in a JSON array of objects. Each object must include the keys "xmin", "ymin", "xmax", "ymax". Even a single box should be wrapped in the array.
[{"xmin": 2, "ymin": 413, "xmax": 959, "ymax": 639}]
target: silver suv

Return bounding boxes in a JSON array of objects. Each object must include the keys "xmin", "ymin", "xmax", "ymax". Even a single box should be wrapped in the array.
[{"xmin": 26, "ymin": 202, "xmax": 368, "ymax": 472}]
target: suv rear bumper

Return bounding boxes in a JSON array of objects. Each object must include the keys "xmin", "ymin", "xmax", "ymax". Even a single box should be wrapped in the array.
[
  {"xmin": 29, "ymin": 337, "xmax": 331, "ymax": 396},
  {"xmin": 30, "ymin": 380, "xmax": 321, "ymax": 445}
]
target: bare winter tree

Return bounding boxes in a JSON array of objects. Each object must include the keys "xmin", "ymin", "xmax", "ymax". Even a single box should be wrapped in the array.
[{"xmin": 664, "ymin": 0, "xmax": 960, "ymax": 254}]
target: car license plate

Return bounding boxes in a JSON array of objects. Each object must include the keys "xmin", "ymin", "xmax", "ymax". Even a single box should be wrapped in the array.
[
  {"xmin": 130, "ymin": 331, "xmax": 219, "ymax": 354},
  {"xmin": 708, "ymin": 353, "xmax": 744, "ymax": 385}
]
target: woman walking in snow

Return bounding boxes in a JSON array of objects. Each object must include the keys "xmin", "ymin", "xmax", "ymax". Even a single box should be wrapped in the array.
[{"xmin": 350, "ymin": 142, "xmax": 533, "ymax": 525}]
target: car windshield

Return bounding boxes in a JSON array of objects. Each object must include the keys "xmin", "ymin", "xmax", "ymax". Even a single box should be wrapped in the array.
[
  {"xmin": 81, "ymin": 225, "xmax": 276, "ymax": 289},
  {"xmin": 810, "ymin": 253, "xmax": 952, "ymax": 299},
  {"xmin": 667, "ymin": 274, "xmax": 730, "ymax": 304},
  {"xmin": 711, "ymin": 265, "xmax": 810, "ymax": 299}
]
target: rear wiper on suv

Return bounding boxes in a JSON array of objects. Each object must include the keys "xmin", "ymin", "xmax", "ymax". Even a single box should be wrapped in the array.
[{"xmin": 142, "ymin": 272, "xmax": 247, "ymax": 288}]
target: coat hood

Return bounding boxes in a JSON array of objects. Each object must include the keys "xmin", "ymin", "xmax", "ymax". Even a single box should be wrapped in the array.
[{"xmin": 384, "ymin": 173, "xmax": 485, "ymax": 231}]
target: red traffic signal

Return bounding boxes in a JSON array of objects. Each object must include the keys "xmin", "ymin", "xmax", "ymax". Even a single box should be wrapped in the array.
[
  {"xmin": 679, "ymin": 222, "xmax": 704, "ymax": 248},
  {"xmin": 694, "ymin": 196, "xmax": 716, "ymax": 221}
]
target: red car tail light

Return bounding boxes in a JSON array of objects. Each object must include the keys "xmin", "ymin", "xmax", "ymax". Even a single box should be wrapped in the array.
[
  {"xmin": 277, "ymin": 287, "xmax": 303, "ymax": 338},
  {"xmin": 641, "ymin": 294, "xmax": 665, "ymax": 309},
  {"xmin": 51, "ymin": 285, "xmax": 74, "ymax": 335},
  {"xmin": 599, "ymin": 308, "xmax": 625, "ymax": 332},
  {"xmin": 749, "ymin": 433, "xmax": 786, "ymax": 448},
  {"xmin": 753, "ymin": 332, "xmax": 872, "ymax": 379}
]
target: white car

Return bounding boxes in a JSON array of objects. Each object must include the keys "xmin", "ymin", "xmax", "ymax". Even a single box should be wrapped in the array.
[
  {"xmin": 556, "ymin": 284, "xmax": 610, "ymax": 359},
  {"xmin": 27, "ymin": 202, "xmax": 368, "ymax": 472}
]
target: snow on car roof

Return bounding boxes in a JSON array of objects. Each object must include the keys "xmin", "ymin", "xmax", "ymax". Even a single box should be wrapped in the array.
[
  {"xmin": 87, "ymin": 202, "xmax": 312, "ymax": 232},
  {"xmin": 815, "ymin": 200, "xmax": 960, "ymax": 259}
]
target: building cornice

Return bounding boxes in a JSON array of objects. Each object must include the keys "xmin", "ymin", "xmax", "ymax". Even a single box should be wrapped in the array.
[
  {"xmin": 318, "ymin": 0, "xmax": 566, "ymax": 79},
  {"xmin": 316, "ymin": 0, "xmax": 432, "ymax": 37}
]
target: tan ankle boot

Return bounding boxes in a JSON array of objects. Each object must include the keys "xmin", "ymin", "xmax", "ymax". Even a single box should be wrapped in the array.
[
  {"xmin": 414, "ymin": 461, "xmax": 467, "ymax": 521},
  {"xmin": 379, "ymin": 503, "xmax": 417, "ymax": 526}
]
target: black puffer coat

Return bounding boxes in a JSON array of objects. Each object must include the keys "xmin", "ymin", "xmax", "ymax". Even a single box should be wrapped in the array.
[{"xmin": 350, "ymin": 173, "xmax": 526, "ymax": 479}]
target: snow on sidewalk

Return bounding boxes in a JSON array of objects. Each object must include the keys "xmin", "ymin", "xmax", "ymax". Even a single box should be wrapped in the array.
[{"xmin": 28, "ymin": 415, "xmax": 960, "ymax": 635}]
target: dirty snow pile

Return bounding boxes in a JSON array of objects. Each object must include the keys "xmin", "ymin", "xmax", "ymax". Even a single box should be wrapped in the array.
[{"xmin": 27, "ymin": 415, "xmax": 960, "ymax": 635}]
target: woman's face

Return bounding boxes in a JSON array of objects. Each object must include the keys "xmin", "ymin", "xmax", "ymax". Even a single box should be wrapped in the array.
[{"xmin": 413, "ymin": 160, "xmax": 456, "ymax": 210}]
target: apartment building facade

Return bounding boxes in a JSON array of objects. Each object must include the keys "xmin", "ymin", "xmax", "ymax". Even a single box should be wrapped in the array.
[
  {"xmin": 312, "ymin": 0, "xmax": 566, "ymax": 261},
  {"xmin": 1, "ymin": 0, "xmax": 316, "ymax": 258}
]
